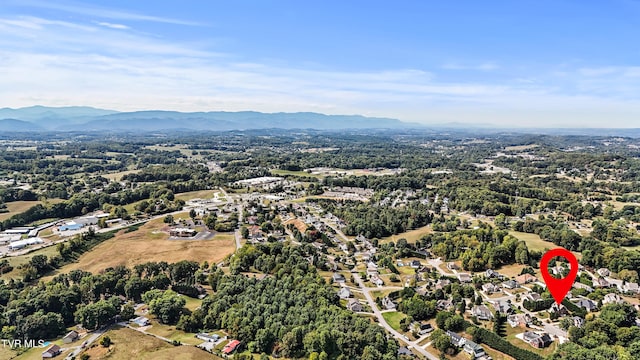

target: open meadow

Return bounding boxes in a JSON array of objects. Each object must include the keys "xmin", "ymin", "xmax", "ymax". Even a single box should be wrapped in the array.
[{"xmin": 44, "ymin": 217, "xmax": 235, "ymax": 276}]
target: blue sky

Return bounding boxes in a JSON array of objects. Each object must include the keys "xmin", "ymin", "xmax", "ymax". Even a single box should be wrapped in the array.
[{"xmin": 1, "ymin": 0, "xmax": 639, "ymax": 127}]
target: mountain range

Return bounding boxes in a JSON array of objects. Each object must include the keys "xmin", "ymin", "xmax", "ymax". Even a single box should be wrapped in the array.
[{"xmin": 0, "ymin": 106, "xmax": 412, "ymax": 132}]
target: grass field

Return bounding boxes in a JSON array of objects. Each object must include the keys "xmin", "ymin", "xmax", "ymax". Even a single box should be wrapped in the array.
[
  {"xmin": 174, "ymin": 190, "xmax": 220, "ymax": 201},
  {"xmin": 77, "ymin": 327, "xmax": 219, "ymax": 360},
  {"xmin": 380, "ymin": 225, "xmax": 433, "ymax": 244},
  {"xmin": 45, "ymin": 217, "xmax": 235, "ymax": 276},
  {"xmin": 381, "ymin": 311, "xmax": 406, "ymax": 332},
  {"xmin": 1, "ymin": 245, "xmax": 61, "ymax": 280},
  {"xmin": 102, "ymin": 169, "xmax": 140, "ymax": 181},
  {"xmin": 270, "ymin": 169, "xmax": 322, "ymax": 178},
  {"xmin": 0, "ymin": 199, "xmax": 64, "ymax": 221},
  {"xmin": 144, "ymin": 320, "xmax": 202, "ymax": 346},
  {"xmin": 508, "ymin": 231, "xmax": 554, "ymax": 252}
]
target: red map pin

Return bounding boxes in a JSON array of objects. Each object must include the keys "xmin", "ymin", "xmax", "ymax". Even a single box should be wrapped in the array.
[{"xmin": 540, "ymin": 248, "xmax": 578, "ymax": 304}]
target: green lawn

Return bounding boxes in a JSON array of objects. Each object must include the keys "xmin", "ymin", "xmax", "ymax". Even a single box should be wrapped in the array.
[
  {"xmin": 270, "ymin": 169, "xmax": 322, "ymax": 178},
  {"xmin": 508, "ymin": 231, "xmax": 554, "ymax": 252},
  {"xmin": 381, "ymin": 311, "xmax": 406, "ymax": 332}
]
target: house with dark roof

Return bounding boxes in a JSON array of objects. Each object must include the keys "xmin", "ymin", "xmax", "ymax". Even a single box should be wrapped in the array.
[
  {"xmin": 446, "ymin": 330, "xmax": 466, "ymax": 347},
  {"xmin": 347, "ymin": 299, "xmax": 363, "ymax": 312},
  {"xmin": 574, "ymin": 299, "xmax": 597, "ymax": 312},
  {"xmin": 398, "ymin": 346, "xmax": 415, "ymax": 357},
  {"xmin": 463, "ymin": 340, "xmax": 487, "ymax": 358},
  {"xmin": 382, "ymin": 296, "xmax": 396, "ymax": 310},
  {"xmin": 507, "ymin": 313, "xmax": 533, "ymax": 328},
  {"xmin": 62, "ymin": 330, "xmax": 79, "ymax": 344},
  {"xmin": 332, "ymin": 272, "xmax": 346, "ymax": 283},
  {"xmin": 522, "ymin": 332, "xmax": 553, "ymax": 348},
  {"xmin": 502, "ymin": 280, "xmax": 519, "ymax": 289},
  {"xmin": 41, "ymin": 344, "xmax": 61, "ymax": 358}
]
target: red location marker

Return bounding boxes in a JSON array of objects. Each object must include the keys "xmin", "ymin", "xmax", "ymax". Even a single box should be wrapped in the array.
[{"xmin": 540, "ymin": 248, "xmax": 578, "ymax": 304}]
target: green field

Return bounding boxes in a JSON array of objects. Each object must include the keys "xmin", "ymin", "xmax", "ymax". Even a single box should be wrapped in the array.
[
  {"xmin": 381, "ymin": 311, "xmax": 406, "ymax": 332},
  {"xmin": 270, "ymin": 169, "xmax": 322, "ymax": 178},
  {"xmin": 0, "ymin": 199, "xmax": 64, "ymax": 221},
  {"xmin": 508, "ymin": 231, "xmax": 555, "ymax": 252},
  {"xmin": 380, "ymin": 225, "xmax": 433, "ymax": 244}
]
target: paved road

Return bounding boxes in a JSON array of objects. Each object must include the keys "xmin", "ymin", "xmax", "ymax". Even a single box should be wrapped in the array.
[
  {"xmin": 354, "ymin": 273, "xmax": 438, "ymax": 360},
  {"xmin": 65, "ymin": 327, "xmax": 107, "ymax": 360}
]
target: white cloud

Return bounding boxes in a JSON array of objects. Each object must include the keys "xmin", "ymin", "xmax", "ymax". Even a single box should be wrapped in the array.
[
  {"xmin": 15, "ymin": 0, "xmax": 203, "ymax": 26},
  {"xmin": 1, "ymin": 13, "xmax": 640, "ymax": 127},
  {"xmin": 96, "ymin": 21, "xmax": 130, "ymax": 30}
]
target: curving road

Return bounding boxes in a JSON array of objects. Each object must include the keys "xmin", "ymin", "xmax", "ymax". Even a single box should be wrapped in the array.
[{"xmin": 354, "ymin": 273, "xmax": 438, "ymax": 360}]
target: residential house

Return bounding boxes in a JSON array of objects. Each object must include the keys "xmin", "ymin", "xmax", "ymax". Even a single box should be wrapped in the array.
[
  {"xmin": 446, "ymin": 331, "xmax": 466, "ymax": 347},
  {"xmin": 222, "ymin": 340, "xmax": 241, "ymax": 355},
  {"xmin": 603, "ymin": 293, "xmax": 624, "ymax": 305},
  {"xmin": 382, "ymin": 296, "xmax": 397, "ymax": 310},
  {"xmin": 551, "ymin": 265, "xmax": 566, "ymax": 277},
  {"xmin": 458, "ymin": 273, "xmax": 472, "ymax": 283},
  {"xmin": 42, "ymin": 344, "xmax": 61, "ymax": 358},
  {"xmin": 492, "ymin": 300, "xmax": 514, "ymax": 315},
  {"xmin": 397, "ymin": 347, "xmax": 415, "ymax": 357},
  {"xmin": 522, "ymin": 292, "xmax": 542, "ymax": 302},
  {"xmin": 410, "ymin": 260, "xmax": 421, "ymax": 269},
  {"xmin": 482, "ymin": 283, "xmax": 500, "ymax": 294},
  {"xmin": 447, "ymin": 262, "xmax": 460, "ymax": 270},
  {"xmin": 623, "ymin": 282, "xmax": 640, "ymax": 294},
  {"xmin": 437, "ymin": 299, "xmax": 454, "ymax": 311},
  {"xmin": 573, "ymin": 282, "xmax": 594, "ymax": 293},
  {"xmin": 370, "ymin": 274, "xmax": 384, "ymax": 286},
  {"xmin": 572, "ymin": 316, "xmax": 585, "ymax": 328},
  {"xmin": 515, "ymin": 274, "xmax": 537, "ymax": 285},
  {"xmin": 362, "ymin": 251, "xmax": 372, "ymax": 261},
  {"xmin": 597, "ymin": 268, "xmax": 611, "ymax": 277},
  {"xmin": 574, "ymin": 299, "xmax": 598, "ymax": 312},
  {"xmin": 337, "ymin": 287, "xmax": 352, "ymax": 299},
  {"xmin": 502, "ymin": 280, "xmax": 519, "ymax": 289},
  {"xmin": 485, "ymin": 269, "xmax": 500, "ymax": 278},
  {"xmin": 463, "ymin": 340, "xmax": 487, "ymax": 358},
  {"xmin": 415, "ymin": 322, "xmax": 434, "ymax": 335},
  {"xmin": 472, "ymin": 305, "xmax": 494, "ymax": 321},
  {"xmin": 196, "ymin": 333, "xmax": 220, "ymax": 342},
  {"xmin": 593, "ymin": 277, "xmax": 611, "ymax": 288},
  {"xmin": 131, "ymin": 316, "xmax": 151, "ymax": 326},
  {"xmin": 608, "ymin": 278, "xmax": 624, "ymax": 290},
  {"xmin": 548, "ymin": 303, "xmax": 569, "ymax": 316},
  {"xmin": 62, "ymin": 330, "xmax": 79, "ymax": 344},
  {"xmin": 436, "ymin": 279, "xmax": 451, "ymax": 290},
  {"xmin": 507, "ymin": 313, "xmax": 533, "ymax": 328},
  {"xmin": 347, "ymin": 299, "xmax": 363, "ymax": 312},
  {"xmin": 522, "ymin": 332, "xmax": 553, "ymax": 349},
  {"xmin": 332, "ymin": 272, "xmax": 346, "ymax": 284},
  {"xmin": 367, "ymin": 261, "xmax": 378, "ymax": 271}
]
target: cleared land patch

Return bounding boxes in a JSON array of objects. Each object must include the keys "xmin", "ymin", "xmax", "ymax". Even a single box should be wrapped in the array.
[
  {"xmin": 48, "ymin": 217, "xmax": 235, "ymax": 275},
  {"xmin": 77, "ymin": 327, "xmax": 218, "ymax": 360},
  {"xmin": 0, "ymin": 199, "xmax": 64, "ymax": 221}
]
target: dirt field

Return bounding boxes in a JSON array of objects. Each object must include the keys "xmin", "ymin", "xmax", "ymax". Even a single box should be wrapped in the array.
[
  {"xmin": 285, "ymin": 218, "xmax": 308, "ymax": 232},
  {"xmin": 47, "ymin": 217, "xmax": 235, "ymax": 276},
  {"xmin": 77, "ymin": 327, "xmax": 218, "ymax": 360}
]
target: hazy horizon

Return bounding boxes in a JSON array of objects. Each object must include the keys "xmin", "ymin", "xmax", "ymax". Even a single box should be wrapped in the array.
[{"xmin": 1, "ymin": 1, "xmax": 640, "ymax": 128}]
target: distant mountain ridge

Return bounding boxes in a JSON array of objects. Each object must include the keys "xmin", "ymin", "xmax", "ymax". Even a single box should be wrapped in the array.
[{"xmin": 0, "ymin": 106, "xmax": 413, "ymax": 131}]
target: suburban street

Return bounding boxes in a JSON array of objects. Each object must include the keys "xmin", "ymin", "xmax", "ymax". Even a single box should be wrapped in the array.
[{"xmin": 353, "ymin": 273, "xmax": 438, "ymax": 360}]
